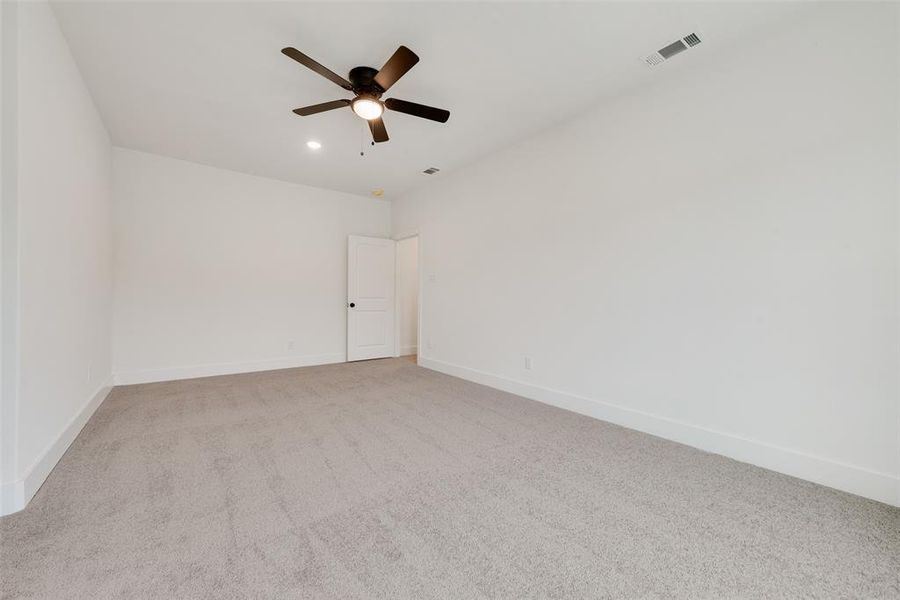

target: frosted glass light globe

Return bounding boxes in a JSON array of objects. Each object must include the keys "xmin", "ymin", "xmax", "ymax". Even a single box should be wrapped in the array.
[{"xmin": 352, "ymin": 97, "xmax": 384, "ymax": 120}]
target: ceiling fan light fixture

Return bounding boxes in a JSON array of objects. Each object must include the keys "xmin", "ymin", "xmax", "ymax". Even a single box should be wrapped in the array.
[
  {"xmin": 283, "ymin": 45, "xmax": 450, "ymax": 143},
  {"xmin": 351, "ymin": 96, "xmax": 384, "ymax": 120}
]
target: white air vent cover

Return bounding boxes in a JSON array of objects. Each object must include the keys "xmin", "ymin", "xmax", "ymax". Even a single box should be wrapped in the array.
[
  {"xmin": 644, "ymin": 53, "xmax": 664, "ymax": 67},
  {"xmin": 684, "ymin": 32, "xmax": 702, "ymax": 47},
  {"xmin": 645, "ymin": 32, "xmax": 702, "ymax": 68}
]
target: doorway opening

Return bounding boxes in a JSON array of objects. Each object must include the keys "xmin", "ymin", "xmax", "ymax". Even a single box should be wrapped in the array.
[{"xmin": 395, "ymin": 235, "xmax": 419, "ymax": 362}]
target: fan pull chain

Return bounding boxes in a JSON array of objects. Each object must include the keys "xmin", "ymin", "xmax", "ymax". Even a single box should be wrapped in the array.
[
  {"xmin": 359, "ymin": 121, "xmax": 376, "ymax": 156},
  {"xmin": 360, "ymin": 121, "xmax": 365, "ymax": 156}
]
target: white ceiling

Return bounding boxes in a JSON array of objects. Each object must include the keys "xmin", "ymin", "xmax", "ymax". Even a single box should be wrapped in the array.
[{"xmin": 52, "ymin": 1, "xmax": 811, "ymax": 199}]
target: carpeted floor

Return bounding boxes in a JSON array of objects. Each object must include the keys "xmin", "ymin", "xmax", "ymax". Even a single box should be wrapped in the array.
[{"xmin": 1, "ymin": 358, "xmax": 898, "ymax": 599}]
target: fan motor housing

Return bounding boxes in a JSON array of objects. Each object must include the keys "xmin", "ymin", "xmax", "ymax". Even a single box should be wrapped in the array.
[{"xmin": 349, "ymin": 66, "xmax": 383, "ymax": 94}]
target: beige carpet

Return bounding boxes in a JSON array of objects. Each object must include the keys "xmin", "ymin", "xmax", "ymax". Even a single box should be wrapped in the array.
[{"xmin": 1, "ymin": 358, "xmax": 898, "ymax": 599}]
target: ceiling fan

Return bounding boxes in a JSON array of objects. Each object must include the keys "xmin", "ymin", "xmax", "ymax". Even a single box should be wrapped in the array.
[{"xmin": 281, "ymin": 45, "xmax": 450, "ymax": 143}]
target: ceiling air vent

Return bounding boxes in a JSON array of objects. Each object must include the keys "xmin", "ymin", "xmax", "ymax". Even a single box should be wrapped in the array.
[
  {"xmin": 644, "ymin": 32, "xmax": 702, "ymax": 68},
  {"xmin": 658, "ymin": 40, "xmax": 688, "ymax": 59},
  {"xmin": 644, "ymin": 53, "xmax": 664, "ymax": 67},
  {"xmin": 422, "ymin": 167, "xmax": 440, "ymax": 175}
]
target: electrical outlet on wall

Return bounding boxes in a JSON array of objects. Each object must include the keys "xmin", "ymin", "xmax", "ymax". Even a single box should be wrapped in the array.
[
  {"xmin": 426, "ymin": 339, "xmax": 434, "ymax": 350},
  {"xmin": 524, "ymin": 356, "xmax": 533, "ymax": 371},
  {"xmin": 287, "ymin": 340, "xmax": 295, "ymax": 351}
]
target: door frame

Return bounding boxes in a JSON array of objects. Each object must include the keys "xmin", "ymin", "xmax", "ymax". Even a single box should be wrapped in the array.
[{"xmin": 393, "ymin": 231, "xmax": 420, "ymax": 364}]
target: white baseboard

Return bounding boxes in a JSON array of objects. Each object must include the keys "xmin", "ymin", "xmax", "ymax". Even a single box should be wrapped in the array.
[
  {"xmin": 0, "ymin": 478, "xmax": 24, "ymax": 517},
  {"xmin": 399, "ymin": 345, "xmax": 418, "ymax": 356},
  {"xmin": 113, "ymin": 353, "xmax": 345, "ymax": 385},
  {"xmin": 1, "ymin": 378, "xmax": 113, "ymax": 516},
  {"xmin": 419, "ymin": 357, "xmax": 900, "ymax": 508}
]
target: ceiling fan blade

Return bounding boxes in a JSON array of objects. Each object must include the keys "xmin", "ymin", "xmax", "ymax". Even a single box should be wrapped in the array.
[
  {"xmin": 374, "ymin": 46, "xmax": 419, "ymax": 92},
  {"xmin": 292, "ymin": 99, "xmax": 351, "ymax": 116},
  {"xmin": 281, "ymin": 47, "xmax": 352, "ymax": 91},
  {"xmin": 368, "ymin": 117, "xmax": 389, "ymax": 143},
  {"xmin": 384, "ymin": 98, "xmax": 450, "ymax": 123}
]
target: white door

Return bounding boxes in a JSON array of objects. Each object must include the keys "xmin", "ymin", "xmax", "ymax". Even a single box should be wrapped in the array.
[{"xmin": 347, "ymin": 235, "xmax": 396, "ymax": 361}]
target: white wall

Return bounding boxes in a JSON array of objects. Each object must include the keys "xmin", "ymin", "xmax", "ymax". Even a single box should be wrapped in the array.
[
  {"xmin": 394, "ymin": 4, "xmax": 900, "ymax": 506},
  {"xmin": 112, "ymin": 149, "xmax": 391, "ymax": 384},
  {"xmin": 0, "ymin": 0, "xmax": 21, "ymax": 511},
  {"xmin": 1, "ymin": 0, "xmax": 113, "ymax": 514},
  {"xmin": 396, "ymin": 236, "xmax": 418, "ymax": 356}
]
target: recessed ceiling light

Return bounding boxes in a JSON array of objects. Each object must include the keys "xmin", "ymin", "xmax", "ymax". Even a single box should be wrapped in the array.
[{"xmin": 306, "ymin": 140, "xmax": 322, "ymax": 150}]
